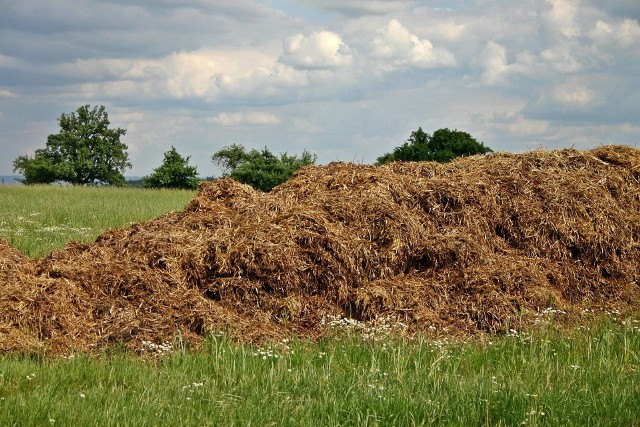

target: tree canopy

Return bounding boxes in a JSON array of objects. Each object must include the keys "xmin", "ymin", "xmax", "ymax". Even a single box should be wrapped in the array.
[
  {"xmin": 142, "ymin": 146, "xmax": 199, "ymax": 190},
  {"xmin": 212, "ymin": 143, "xmax": 317, "ymax": 192},
  {"xmin": 13, "ymin": 105, "xmax": 131, "ymax": 185},
  {"xmin": 375, "ymin": 127, "xmax": 492, "ymax": 165}
]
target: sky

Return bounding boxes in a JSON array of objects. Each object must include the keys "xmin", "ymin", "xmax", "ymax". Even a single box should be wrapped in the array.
[{"xmin": 1, "ymin": 0, "xmax": 639, "ymax": 177}]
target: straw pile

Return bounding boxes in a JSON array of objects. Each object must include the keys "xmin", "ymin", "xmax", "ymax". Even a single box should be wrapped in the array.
[{"xmin": 1, "ymin": 145, "xmax": 639, "ymax": 354}]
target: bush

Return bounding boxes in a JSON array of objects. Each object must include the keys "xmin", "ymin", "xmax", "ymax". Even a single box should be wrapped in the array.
[
  {"xmin": 376, "ymin": 127, "xmax": 492, "ymax": 165},
  {"xmin": 142, "ymin": 146, "xmax": 199, "ymax": 190},
  {"xmin": 212, "ymin": 144, "xmax": 316, "ymax": 191}
]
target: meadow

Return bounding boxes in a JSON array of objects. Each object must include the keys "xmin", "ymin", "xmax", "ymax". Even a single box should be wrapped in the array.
[
  {"xmin": 0, "ymin": 184, "xmax": 196, "ymax": 258},
  {"xmin": 0, "ymin": 184, "xmax": 639, "ymax": 426}
]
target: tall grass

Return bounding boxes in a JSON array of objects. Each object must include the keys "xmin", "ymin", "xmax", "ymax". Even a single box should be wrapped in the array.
[
  {"xmin": 0, "ymin": 322, "xmax": 639, "ymax": 426},
  {"xmin": 0, "ymin": 185, "xmax": 195, "ymax": 258}
]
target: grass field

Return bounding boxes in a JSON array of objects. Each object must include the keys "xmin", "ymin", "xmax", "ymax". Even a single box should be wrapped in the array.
[
  {"xmin": 1, "ymin": 184, "xmax": 639, "ymax": 426},
  {"xmin": 1, "ymin": 324, "xmax": 639, "ymax": 426},
  {"xmin": 0, "ymin": 184, "xmax": 195, "ymax": 258}
]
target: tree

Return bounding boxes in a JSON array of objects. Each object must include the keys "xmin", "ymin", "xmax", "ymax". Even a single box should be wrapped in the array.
[
  {"xmin": 13, "ymin": 105, "xmax": 131, "ymax": 185},
  {"xmin": 375, "ymin": 127, "xmax": 492, "ymax": 165},
  {"xmin": 142, "ymin": 146, "xmax": 199, "ymax": 190},
  {"xmin": 212, "ymin": 143, "xmax": 317, "ymax": 191}
]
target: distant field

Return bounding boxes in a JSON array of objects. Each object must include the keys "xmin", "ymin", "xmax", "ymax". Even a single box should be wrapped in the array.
[
  {"xmin": 0, "ymin": 176, "xmax": 22, "ymax": 185},
  {"xmin": 0, "ymin": 184, "xmax": 196, "ymax": 258}
]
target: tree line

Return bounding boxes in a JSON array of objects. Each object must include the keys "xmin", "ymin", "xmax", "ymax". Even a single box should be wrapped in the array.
[{"xmin": 13, "ymin": 105, "xmax": 492, "ymax": 191}]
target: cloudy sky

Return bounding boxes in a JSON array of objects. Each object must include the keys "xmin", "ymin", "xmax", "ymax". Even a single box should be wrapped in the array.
[{"xmin": 1, "ymin": 0, "xmax": 639, "ymax": 177}]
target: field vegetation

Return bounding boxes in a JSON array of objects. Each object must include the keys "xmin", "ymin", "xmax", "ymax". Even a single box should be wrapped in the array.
[
  {"xmin": 0, "ymin": 185, "xmax": 195, "ymax": 258},
  {"xmin": 0, "ymin": 184, "xmax": 639, "ymax": 426},
  {"xmin": 1, "ymin": 321, "xmax": 639, "ymax": 426}
]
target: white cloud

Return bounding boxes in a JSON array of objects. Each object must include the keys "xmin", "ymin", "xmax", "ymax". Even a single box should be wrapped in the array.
[
  {"xmin": 476, "ymin": 41, "xmax": 509, "ymax": 85},
  {"xmin": 54, "ymin": 58, "xmax": 135, "ymax": 81},
  {"xmin": 59, "ymin": 48, "xmax": 278, "ymax": 101},
  {"xmin": 371, "ymin": 19, "xmax": 455, "ymax": 68},
  {"xmin": 472, "ymin": 42, "xmax": 536, "ymax": 86},
  {"xmin": 208, "ymin": 111, "xmax": 281, "ymax": 126},
  {"xmin": 539, "ymin": 46, "xmax": 583, "ymax": 73},
  {"xmin": 279, "ymin": 31, "xmax": 352, "ymax": 69},
  {"xmin": 0, "ymin": 54, "xmax": 19, "ymax": 68},
  {"xmin": 0, "ymin": 89, "xmax": 17, "ymax": 98},
  {"xmin": 617, "ymin": 123, "xmax": 640, "ymax": 135},
  {"xmin": 164, "ymin": 50, "xmax": 228, "ymax": 98},
  {"xmin": 589, "ymin": 18, "xmax": 640, "ymax": 50},
  {"xmin": 2, "ymin": 0, "xmax": 640, "ymax": 176},
  {"xmin": 551, "ymin": 80, "xmax": 599, "ymax": 106},
  {"xmin": 64, "ymin": 37, "xmax": 356, "ymax": 107},
  {"xmin": 422, "ymin": 20, "xmax": 467, "ymax": 42},
  {"xmin": 487, "ymin": 110, "xmax": 550, "ymax": 137},
  {"xmin": 543, "ymin": 0, "xmax": 582, "ymax": 38},
  {"xmin": 214, "ymin": 63, "xmax": 311, "ymax": 101}
]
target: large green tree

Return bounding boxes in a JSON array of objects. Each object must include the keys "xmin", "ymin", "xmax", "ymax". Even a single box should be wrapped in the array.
[
  {"xmin": 212, "ymin": 143, "xmax": 317, "ymax": 192},
  {"xmin": 13, "ymin": 105, "xmax": 131, "ymax": 185},
  {"xmin": 142, "ymin": 146, "xmax": 199, "ymax": 190},
  {"xmin": 375, "ymin": 127, "xmax": 492, "ymax": 165}
]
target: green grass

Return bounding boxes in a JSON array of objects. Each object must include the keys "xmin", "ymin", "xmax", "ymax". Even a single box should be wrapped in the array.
[
  {"xmin": 1, "ymin": 184, "xmax": 639, "ymax": 426},
  {"xmin": 0, "ymin": 323, "xmax": 639, "ymax": 426},
  {"xmin": 0, "ymin": 185, "xmax": 196, "ymax": 258}
]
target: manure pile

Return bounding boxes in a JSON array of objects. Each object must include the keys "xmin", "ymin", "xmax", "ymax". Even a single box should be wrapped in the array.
[{"xmin": 1, "ymin": 146, "xmax": 640, "ymax": 354}]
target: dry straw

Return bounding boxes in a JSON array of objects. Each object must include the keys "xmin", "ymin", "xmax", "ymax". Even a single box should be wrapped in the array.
[{"xmin": 1, "ymin": 146, "xmax": 639, "ymax": 354}]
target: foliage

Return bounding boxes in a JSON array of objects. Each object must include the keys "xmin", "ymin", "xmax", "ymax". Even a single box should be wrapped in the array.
[
  {"xmin": 12, "ymin": 105, "xmax": 131, "ymax": 186},
  {"xmin": 212, "ymin": 143, "xmax": 317, "ymax": 191},
  {"xmin": 12, "ymin": 152, "xmax": 60, "ymax": 185},
  {"xmin": 142, "ymin": 146, "xmax": 199, "ymax": 190},
  {"xmin": 376, "ymin": 127, "xmax": 492, "ymax": 165}
]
